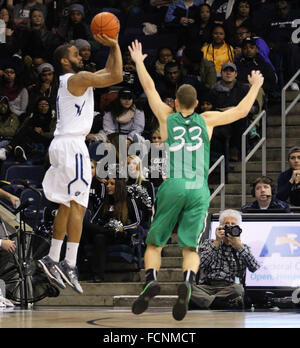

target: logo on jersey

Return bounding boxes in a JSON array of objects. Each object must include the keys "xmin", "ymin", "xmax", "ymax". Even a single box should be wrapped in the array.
[{"xmin": 75, "ymin": 101, "xmax": 86, "ymax": 116}]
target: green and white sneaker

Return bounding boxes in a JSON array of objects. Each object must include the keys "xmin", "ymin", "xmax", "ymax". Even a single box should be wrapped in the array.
[{"xmin": 132, "ymin": 281, "xmax": 160, "ymax": 315}]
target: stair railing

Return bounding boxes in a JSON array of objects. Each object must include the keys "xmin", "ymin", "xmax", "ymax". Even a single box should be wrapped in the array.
[
  {"xmin": 281, "ymin": 69, "xmax": 300, "ymax": 172},
  {"xmin": 241, "ymin": 110, "xmax": 267, "ymax": 206},
  {"xmin": 209, "ymin": 155, "xmax": 225, "ymax": 211}
]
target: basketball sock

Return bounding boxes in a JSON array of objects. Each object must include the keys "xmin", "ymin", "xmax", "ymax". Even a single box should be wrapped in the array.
[
  {"xmin": 145, "ymin": 269, "xmax": 157, "ymax": 284},
  {"xmin": 64, "ymin": 242, "xmax": 79, "ymax": 268},
  {"xmin": 184, "ymin": 270, "xmax": 195, "ymax": 286},
  {"xmin": 48, "ymin": 238, "xmax": 63, "ymax": 263}
]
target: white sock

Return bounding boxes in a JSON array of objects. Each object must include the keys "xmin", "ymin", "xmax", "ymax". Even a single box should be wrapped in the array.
[
  {"xmin": 64, "ymin": 242, "xmax": 79, "ymax": 268},
  {"xmin": 48, "ymin": 238, "xmax": 63, "ymax": 263}
]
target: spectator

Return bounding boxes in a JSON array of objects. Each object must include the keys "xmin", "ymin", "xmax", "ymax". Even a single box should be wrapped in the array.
[
  {"xmin": 0, "ymin": 96, "xmax": 56, "ymax": 162},
  {"xmin": 81, "ymin": 176, "xmax": 144, "ymax": 282},
  {"xmin": 223, "ymin": 0, "xmax": 257, "ymax": 47},
  {"xmin": 27, "ymin": 62, "xmax": 58, "ymax": 113},
  {"xmin": 147, "ymin": 128, "xmax": 167, "ymax": 192},
  {"xmin": 242, "ymin": 176, "xmax": 291, "ymax": 212},
  {"xmin": 103, "ymin": 88, "xmax": 145, "ymax": 146},
  {"xmin": 201, "ymin": 24, "xmax": 235, "ymax": 75},
  {"xmin": 265, "ymin": 0, "xmax": 300, "ymax": 90},
  {"xmin": 0, "ymin": 7, "xmax": 17, "ymax": 59},
  {"xmin": 183, "ymin": 3, "xmax": 214, "ymax": 48},
  {"xmin": 235, "ymin": 37, "xmax": 277, "ymax": 96},
  {"xmin": 234, "ymin": 24, "xmax": 276, "ymax": 72},
  {"xmin": 190, "ymin": 209, "xmax": 260, "ymax": 309},
  {"xmin": 56, "ymin": 3, "xmax": 98, "ymax": 52},
  {"xmin": 13, "ymin": 8, "xmax": 62, "ymax": 62},
  {"xmin": 208, "ymin": 62, "xmax": 250, "ymax": 161},
  {"xmin": 155, "ymin": 61, "xmax": 207, "ymax": 100},
  {"xmin": 127, "ymin": 154, "xmax": 155, "ymax": 209},
  {"xmin": 117, "ymin": 47, "xmax": 142, "ymax": 97},
  {"xmin": 0, "ymin": 59, "xmax": 28, "ymax": 119},
  {"xmin": 0, "ymin": 95, "xmax": 20, "ymax": 160},
  {"xmin": 164, "ymin": 0, "xmax": 203, "ymax": 47},
  {"xmin": 70, "ymin": 39, "xmax": 96, "ymax": 72},
  {"xmin": 150, "ymin": 46, "xmax": 176, "ymax": 82},
  {"xmin": 277, "ymin": 146, "xmax": 300, "ymax": 207},
  {"xmin": 181, "ymin": 45, "xmax": 217, "ymax": 89},
  {"xmin": 13, "ymin": 0, "xmax": 47, "ymax": 29}
]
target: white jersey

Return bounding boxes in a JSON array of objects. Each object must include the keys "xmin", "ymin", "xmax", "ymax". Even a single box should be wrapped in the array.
[{"xmin": 54, "ymin": 73, "xmax": 94, "ymax": 137}]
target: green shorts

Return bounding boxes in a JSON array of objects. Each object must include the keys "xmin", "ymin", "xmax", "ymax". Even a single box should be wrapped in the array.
[{"xmin": 146, "ymin": 179, "xmax": 210, "ymax": 250}]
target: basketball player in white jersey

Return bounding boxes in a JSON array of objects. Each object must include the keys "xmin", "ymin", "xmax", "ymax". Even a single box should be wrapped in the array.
[{"xmin": 38, "ymin": 34, "xmax": 123, "ymax": 293}]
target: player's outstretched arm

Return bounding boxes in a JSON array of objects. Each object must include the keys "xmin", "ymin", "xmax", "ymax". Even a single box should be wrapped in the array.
[
  {"xmin": 128, "ymin": 40, "xmax": 172, "ymax": 134},
  {"xmin": 202, "ymin": 70, "xmax": 264, "ymax": 129},
  {"xmin": 69, "ymin": 34, "xmax": 123, "ymax": 92}
]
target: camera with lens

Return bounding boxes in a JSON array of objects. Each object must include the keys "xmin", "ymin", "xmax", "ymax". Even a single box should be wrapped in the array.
[{"xmin": 224, "ymin": 224, "xmax": 242, "ymax": 237}]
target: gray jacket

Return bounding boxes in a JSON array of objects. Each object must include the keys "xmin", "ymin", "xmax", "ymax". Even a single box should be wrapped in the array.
[{"xmin": 103, "ymin": 109, "xmax": 145, "ymax": 141}]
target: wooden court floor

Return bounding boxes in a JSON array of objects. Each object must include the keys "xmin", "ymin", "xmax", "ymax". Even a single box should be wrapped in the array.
[{"xmin": 1, "ymin": 306, "xmax": 300, "ymax": 328}]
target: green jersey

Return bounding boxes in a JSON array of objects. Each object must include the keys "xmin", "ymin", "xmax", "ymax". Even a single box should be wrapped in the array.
[{"xmin": 165, "ymin": 112, "xmax": 210, "ymax": 188}]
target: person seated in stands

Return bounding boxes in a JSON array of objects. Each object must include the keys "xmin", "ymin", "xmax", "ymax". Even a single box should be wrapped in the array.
[
  {"xmin": 0, "ymin": 59, "xmax": 28, "ymax": 120},
  {"xmin": 147, "ymin": 128, "xmax": 167, "ymax": 192},
  {"xmin": 56, "ymin": 3, "xmax": 99, "ymax": 52},
  {"xmin": 81, "ymin": 175, "xmax": 146, "ymax": 282},
  {"xmin": 242, "ymin": 176, "xmax": 290, "ymax": 213},
  {"xmin": 116, "ymin": 47, "xmax": 142, "ymax": 97},
  {"xmin": 183, "ymin": 3, "xmax": 214, "ymax": 49},
  {"xmin": 208, "ymin": 62, "xmax": 251, "ymax": 161},
  {"xmin": 181, "ymin": 45, "xmax": 217, "ymax": 89},
  {"xmin": 190, "ymin": 209, "xmax": 260, "ymax": 310},
  {"xmin": 223, "ymin": 0, "xmax": 257, "ymax": 47},
  {"xmin": 235, "ymin": 37, "xmax": 277, "ymax": 98},
  {"xmin": 127, "ymin": 154, "xmax": 155, "ymax": 209},
  {"xmin": 150, "ymin": 46, "xmax": 176, "ymax": 82},
  {"xmin": 155, "ymin": 61, "xmax": 207, "ymax": 100},
  {"xmin": 12, "ymin": 0, "xmax": 47, "ymax": 29},
  {"xmin": 13, "ymin": 8, "xmax": 62, "ymax": 62},
  {"xmin": 0, "ymin": 97, "xmax": 56, "ymax": 162},
  {"xmin": 103, "ymin": 88, "xmax": 145, "ymax": 147},
  {"xmin": 234, "ymin": 24, "xmax": 276, "ymax": 72},
  {"xmin": 265, "ymin": 0, "xmax": 300, "ymax": 90},
  {"xmin": 27, "ymin": 63, "xmax": 58, "ymax": 113},
  {"xmin": 164, "ymin": 0, "xmax": 202, "ymax": 47},
  {"xmin": 0, "ymin": 95, "xmax": 20, "ymax": 161},
  {"xmin": 277, "ymin": 146, "xmax": 300, "ymax": 207},
  {"xmin": 201, "ymin": 24, "xmax": 235, "ymax": 76},
  {"xmin": 69, "ymin": 39, "xmax": 97, "ymax": 73}
]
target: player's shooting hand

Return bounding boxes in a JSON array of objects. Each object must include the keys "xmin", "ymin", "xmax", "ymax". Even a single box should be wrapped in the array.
[
  {"xmin": 248, "ymin": 70, "xmax": 264, "ymax": 88},
  {"xmin": 93, "ymin": 33, "xmax": 118, "ymax": 47},
  {"xmin": 128, "ymin": 40, "xmax": 148, "ymax": 64}
]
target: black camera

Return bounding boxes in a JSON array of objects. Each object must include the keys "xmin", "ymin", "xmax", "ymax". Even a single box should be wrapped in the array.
[{"xmin": 224, "ymin": 224, "xmax": 242, "ymax": 237}]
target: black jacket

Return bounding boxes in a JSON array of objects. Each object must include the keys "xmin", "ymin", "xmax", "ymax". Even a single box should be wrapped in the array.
[
  {"xmin": 241, "ymin": 198, "xmax": 291, "ymax": 213},
  {"xmin": 277, "ymin": 168, "xmax": 300, "ymax": 206},
  {"xmin": 235, "ymin": 54, "xmax": 277, "ymax": 94}
]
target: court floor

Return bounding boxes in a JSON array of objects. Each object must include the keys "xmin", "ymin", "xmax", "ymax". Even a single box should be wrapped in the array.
[{"xmin": 1, "ymin": 306, "xmax": 300, "ymax": 328}]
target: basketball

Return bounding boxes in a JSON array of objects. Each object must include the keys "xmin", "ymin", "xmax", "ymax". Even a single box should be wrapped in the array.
[{"xmin": 90, "ymin": 12, "xmax": 120, "ymax": 38}]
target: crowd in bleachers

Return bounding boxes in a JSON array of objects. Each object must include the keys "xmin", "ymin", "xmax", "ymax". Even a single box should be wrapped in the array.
[{"xmin": 0, "ymin": 0, "xmax": 300, "ymax": 281}]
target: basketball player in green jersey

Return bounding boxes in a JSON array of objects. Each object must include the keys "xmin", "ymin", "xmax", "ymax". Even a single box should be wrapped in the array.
[{"xmin": 128, "ymin": 40, "xmax": 264, "ymax": 321}]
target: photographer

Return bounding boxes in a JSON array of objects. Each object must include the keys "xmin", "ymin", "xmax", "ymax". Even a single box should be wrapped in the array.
[
  {"xmin": 277, "ymin": 146, "xmax": 300, "ymax": 207},
  {"xmin": 190, "ymin": 209, "xmax": 260, "ymax": 309}
]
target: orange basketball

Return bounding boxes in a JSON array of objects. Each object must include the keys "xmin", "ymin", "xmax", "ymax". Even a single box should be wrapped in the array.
[{"xmin": 90, "ymin": 12, "xmax": 120, "ymax": 38}]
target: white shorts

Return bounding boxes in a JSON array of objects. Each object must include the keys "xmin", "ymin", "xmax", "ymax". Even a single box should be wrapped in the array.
[{"xmin": 42, "ymin": 136, "xmax": 91, "ymax": 208}]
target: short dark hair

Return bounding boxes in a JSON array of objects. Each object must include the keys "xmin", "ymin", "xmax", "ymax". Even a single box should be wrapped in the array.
[
  {"xmin": 176, "ymin": 84, "xmax": 197, "ymax": 109},
  {"xmin": 164, "ymin": 61, "xmax": 180, "ymax": 75},
  {"xmin": 53, "ymin": 44, "xmax": 73, "ymax": 74}
]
